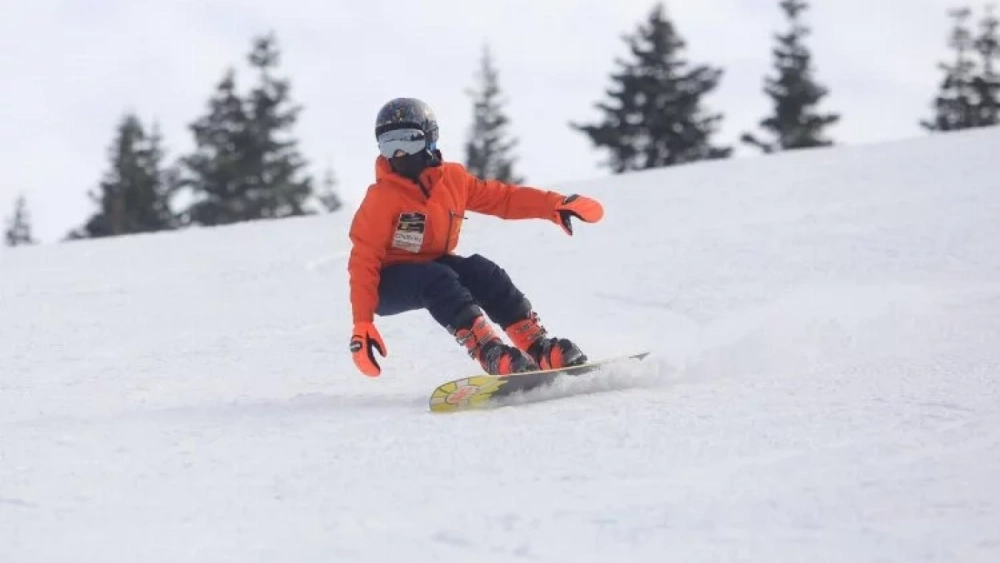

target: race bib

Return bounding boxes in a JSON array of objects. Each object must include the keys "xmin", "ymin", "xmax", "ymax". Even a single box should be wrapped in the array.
[{"xmin": 393, "ymin": 212, "xmax": 426, "ymax": 253}]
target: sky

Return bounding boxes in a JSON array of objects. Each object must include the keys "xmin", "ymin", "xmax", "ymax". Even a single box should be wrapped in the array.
[{"xmin": 0, "ymin": 0, "xmax": 970, "ymax": 242}]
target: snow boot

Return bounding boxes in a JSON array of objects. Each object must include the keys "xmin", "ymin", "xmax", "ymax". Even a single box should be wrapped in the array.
[
  {"xmin": 504, "ymin": 312, "xmax": 588, "ymax": 370},
  {"xmin": 453, "ymin": 314, "xmax": 537, "ymax": 375}
]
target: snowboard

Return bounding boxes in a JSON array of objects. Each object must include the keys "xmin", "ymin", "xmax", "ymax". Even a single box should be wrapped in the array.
[{"xmin": 428, "ymin": 351, "xmax": 650, "ymax": 413}]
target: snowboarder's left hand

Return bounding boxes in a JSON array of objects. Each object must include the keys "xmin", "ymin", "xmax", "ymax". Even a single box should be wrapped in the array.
[
  {"xmin": 350, "ymin": 321, "xmax": 387, "ymax": 377},
  {"xmin": 553, "ymin": 194, "xmax": 604, "ymax": 235}
]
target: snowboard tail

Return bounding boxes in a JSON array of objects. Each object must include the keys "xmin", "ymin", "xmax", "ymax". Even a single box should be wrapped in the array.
[{"xmin": 429, "ymin": 352, "xmax": 650, "ymax": 413}]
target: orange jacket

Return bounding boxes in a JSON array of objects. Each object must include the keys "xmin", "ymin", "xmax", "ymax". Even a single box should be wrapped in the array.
[{"xmin": 348, "ymin": 156, "xmax": 565, "ymax": 323}]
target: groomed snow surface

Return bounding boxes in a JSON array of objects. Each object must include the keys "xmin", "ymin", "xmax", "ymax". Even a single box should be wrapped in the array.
[{"xmin": 3, "ymin": 128, "xmax": 999, "ymax": 562}]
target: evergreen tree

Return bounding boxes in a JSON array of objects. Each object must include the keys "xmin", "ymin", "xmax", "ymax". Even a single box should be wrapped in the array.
[
  {"xmin": 68, "ymin": 113, "xmax": 177, "ymax": 239},
  {"xmin": 742, "ymin": 0, "xmax": 839, "ymax": 153},
  {"xmin": 4, "ymin": 194, "xmax": 35, "ymax": 247},
  {"xmin": 971, "ymin": 4, "xmax": 1000, "ymax": 126},
  {"xmin": 178, "ymin": 69, "xmax": 248, "ymax": 225},
  {"xmin": 316, "ymin": 163, "xmax": 343, "ymax": 213},
  {"xmin": 181, "ymin": 33, "xmax": 313, "ymax": 226},
  {"xmin": 464, "ymin": 44, "xmax": 523, "ymax": 183},
  {"xmin": 923, "ymin": 8, "xmax": 980, "ymax": 131},
  {"xmin": 571, "ymin": 3, "xmax": 731, "ymax": 173}
]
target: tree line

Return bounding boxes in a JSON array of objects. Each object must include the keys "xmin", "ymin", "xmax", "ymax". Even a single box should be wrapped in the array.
[{"xmin": 6, "ymin": 1, "xmax": 1000, "ymax": 247}]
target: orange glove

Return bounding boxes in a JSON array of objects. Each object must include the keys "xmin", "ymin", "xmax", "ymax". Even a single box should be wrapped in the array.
[
  {"xmin": 350, "ymin": 322, "xmax": 387, "ymax": 377},
  {"xmin": 553, "ymin": 194, "xmax": 604, "ymax": 235}
]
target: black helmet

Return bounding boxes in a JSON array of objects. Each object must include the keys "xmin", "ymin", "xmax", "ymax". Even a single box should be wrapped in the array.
[{"xmin": 374, "ymin": 98, "xmax": 439, "ymax": 156}]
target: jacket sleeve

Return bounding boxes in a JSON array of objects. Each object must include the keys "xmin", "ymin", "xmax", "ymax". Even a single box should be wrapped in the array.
[
  {"xmin": 347, "ymin": 188, "xmax": 395, "ymax": 324},
  {"xmin": 459, "ymin": 165, "xmax": 564, "ymax": 220}
]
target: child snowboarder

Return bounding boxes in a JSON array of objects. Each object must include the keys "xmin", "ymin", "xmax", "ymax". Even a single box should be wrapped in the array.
[{"xmin": 349, "ymin": 97, "xmax": 605, "ymax": 377}]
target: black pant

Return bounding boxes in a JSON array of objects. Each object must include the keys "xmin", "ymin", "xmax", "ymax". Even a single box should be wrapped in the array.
[{"xmin": 376, "ymin": 254, "xmax": 531, "ymax": 331}]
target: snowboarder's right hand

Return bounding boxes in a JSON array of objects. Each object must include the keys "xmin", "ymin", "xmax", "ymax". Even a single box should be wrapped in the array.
[{"xmin": 350, "ymin": 322, "xmax": 387, "ymax": 377}]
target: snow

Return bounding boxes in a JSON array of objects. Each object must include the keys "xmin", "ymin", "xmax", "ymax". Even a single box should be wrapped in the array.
[{"xmin": 3, "ymin": 128, "xmax": 1000, "ymax": 562}]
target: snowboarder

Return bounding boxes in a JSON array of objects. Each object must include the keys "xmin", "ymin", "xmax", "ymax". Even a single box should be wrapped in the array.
[{"xmin": 348, "ymin": 97, "xmax": 604, "ymax": 378}]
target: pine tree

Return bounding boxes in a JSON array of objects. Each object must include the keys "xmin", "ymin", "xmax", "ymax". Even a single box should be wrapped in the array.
[
  {"xmin": 178, "ymin": 70, "xmax": 247, "ymax": 225},
  {"xmin": 464, "ymin": 44, "xmax": 523, "ymax": 183},
  {"xmin": 923, "ymin": 8, "xmax": 980, "ymax": 131},
  {"xmin": 4, "ymin": 194, "xmax": 35, "ymax": 247},
  {"xmin": 971, "ymin": 4, "xmax": 1000, "ymax": 126},
  {"xmin": 68, "ymin": 114, "xmax": 177, "ymax": 239},
  {"xmin": 571, "ymin": 3, "xmax": 731, "ymax": 173},
  {"xmin": 742, "ymin": 0, "xmax": 839, "ymax": 153},
  {"xmin": 316, "ymin": 164, "xmax": 343, "ymax": 213},
  {"xmin": 244, "ymin": 34, "xmax": 313, "ymax": 218},
  {"xmin": 181, "ymin": 33, "xmax": 313, "ymax": 226}
]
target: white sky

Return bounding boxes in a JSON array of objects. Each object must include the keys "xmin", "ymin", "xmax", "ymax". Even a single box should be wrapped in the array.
[{"xmin": 0, "ymin": 0, "xmax": 966, "ymax": 242}]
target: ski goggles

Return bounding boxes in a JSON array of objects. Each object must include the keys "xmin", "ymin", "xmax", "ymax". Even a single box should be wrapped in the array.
[{"xmin": 377, "ymin": 128, "xmax": 436, "ymax": 158}]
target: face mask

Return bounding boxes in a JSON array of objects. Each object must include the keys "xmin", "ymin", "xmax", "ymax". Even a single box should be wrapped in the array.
[{"xmin": 389, "ymin": 150, "xmax": 440, "ymax": 180}]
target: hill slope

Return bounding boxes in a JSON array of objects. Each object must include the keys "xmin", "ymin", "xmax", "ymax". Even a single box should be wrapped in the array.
[{"xmin": 3, "ymin": 129, "xmax": 1000, "ymax": 562}]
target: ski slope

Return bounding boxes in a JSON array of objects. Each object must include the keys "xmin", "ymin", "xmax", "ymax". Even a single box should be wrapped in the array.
[{"xmin": 3, "ymin": 128, "xmax": 1000, "ymax": 562}]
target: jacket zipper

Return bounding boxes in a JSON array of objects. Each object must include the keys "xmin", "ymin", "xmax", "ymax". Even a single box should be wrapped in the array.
[
  {"xmin": 412, "ymin": 176, "xmax": 461, "ymax": 255},
  {"xmin": 444, "ymin": 211, "xmax": 455, "ymax": 254},
  {"xmin": 416, "ymin": 177, "xmax": 430, "ymax": 199}
]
